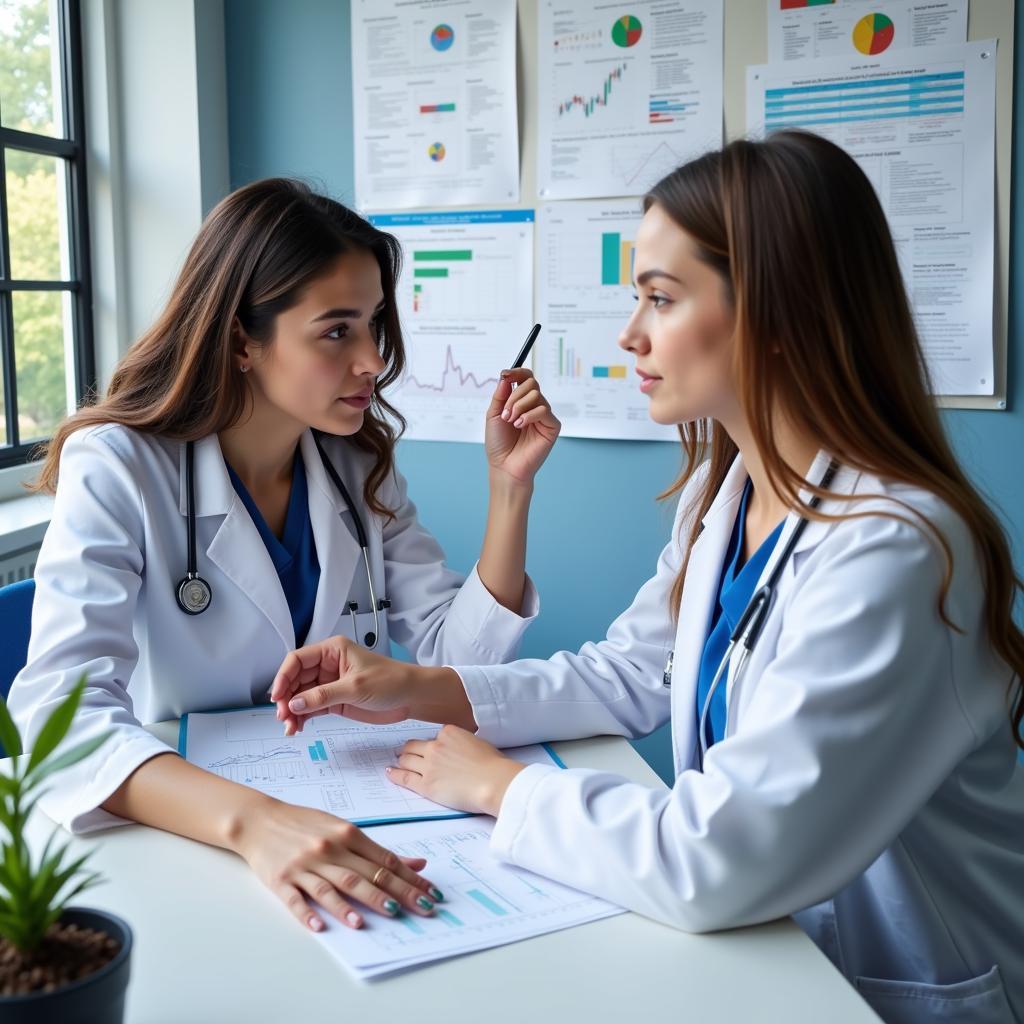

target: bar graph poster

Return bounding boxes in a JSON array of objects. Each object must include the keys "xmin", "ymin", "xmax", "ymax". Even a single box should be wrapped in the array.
[
  {"xmin": 537, "ymin": 0, "xmax": 724, "ymax": 201},
  {"xmin": 537, "ymin": 202, "xmax": 678, "ymax": 441},
  {"xmin": 747, "ymin": 40, "xmax": 996, "ymax": 396},
  {"xmin": 350, "ymin": 0, "xmax": 518, "ymax": 210},
  {"xmin": 369, "ymin": 210, "xmax": 534, "ymax": 443},
  {"xmin": 767, "ymin": 0, "xmax": 966, "ymax": 64}
]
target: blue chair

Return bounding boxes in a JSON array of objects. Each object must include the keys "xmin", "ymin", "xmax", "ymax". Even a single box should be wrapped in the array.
[{"xmin": 0, "ymin": 578, "xmax": 35, "ymax": 756}]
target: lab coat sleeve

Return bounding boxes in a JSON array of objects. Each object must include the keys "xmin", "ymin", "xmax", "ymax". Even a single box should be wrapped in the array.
[
  {"xmin": 485, "ymin": 512, "xmax": 986, "ymax": 932},
  {"xmin": 379, "ymin": 465, "xmax": 539, "ymax": 665},
  {"xmin": 452, "ymin": 496, "xmax": 689, "ymax": 748},
  {"xmin": 7, "ymin": 429, "xmax": 174, "ymax": 834}
]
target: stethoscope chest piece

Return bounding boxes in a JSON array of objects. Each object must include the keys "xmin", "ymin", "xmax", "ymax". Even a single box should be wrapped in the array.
[{"xmin": 176, "ymin": 574, "xmax": 212, "ymax": 615}]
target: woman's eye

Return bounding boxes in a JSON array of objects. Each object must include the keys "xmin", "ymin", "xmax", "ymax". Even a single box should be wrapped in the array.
[
  {"xmin": 325, "ymin": 323, "xmax": 350, "ymax": 340},
  {"xmin": 650, "ymin": 294, "xmax": 669, "ymax": 309}
]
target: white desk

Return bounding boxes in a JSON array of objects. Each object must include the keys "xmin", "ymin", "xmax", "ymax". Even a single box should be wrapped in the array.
[{"xmin": 22, "ymin": 723, "xmax": 879, "ymax": 1024}]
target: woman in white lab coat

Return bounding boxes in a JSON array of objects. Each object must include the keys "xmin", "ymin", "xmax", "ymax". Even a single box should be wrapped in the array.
[
  {"xmin": 276, "ymin": 133, "xmax": 1024, "ymax": 1023},
  {"xmin": 9, "ymin": 178, "xmax": 560, "ymax": 934}
]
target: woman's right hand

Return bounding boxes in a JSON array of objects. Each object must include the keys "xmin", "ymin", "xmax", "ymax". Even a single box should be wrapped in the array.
[
  {"xmin": 270, "ymin": 635, "xmax": 418, "ymax": 736},
  {"xmin": 230, "ymin": 796, "xmax": 444, "ymax": 932}
]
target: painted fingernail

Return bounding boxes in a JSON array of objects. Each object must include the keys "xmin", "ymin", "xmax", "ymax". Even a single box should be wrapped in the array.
[
  {"xmin": 384, "ymin": 899, "xmax": 401, "ymax": 915},
  {"xmin": 289, "ymin": 697, "xmax": 306, "ymax": 712},
  {"xmin": 501, "ymin": 409, "xmax": 510, "ymax": 420},
  {"xmin": 346, "ymin": 911, "xmax": 362, "ymax": 928},
  {"xmin": 309, "ymin": 916, "xmax": 323, "ymax": 931},
  {"xmin": 429, "ymin": 887, "xmax": 444, "ymax": 902},
  {"xmin": 416, "ymin": 896, "xmax": 435, "ymax": 911},
  {"xmin": 514, "ymin": 416, "xmax": 525, "ymax": 428},
  {"xmin": 385, "ymin": 766, "xmax": 393, "ymax": 774}
]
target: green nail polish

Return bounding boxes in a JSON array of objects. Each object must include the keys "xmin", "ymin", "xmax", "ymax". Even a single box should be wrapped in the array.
[
  {"xmin": 429, "ymin": 887, "xmax": 444, "ymax": 902},
  {"xmin": 416, "ymin": 896, "xmax": 435, "ymax": 911},
  {"xmin": 384, "ymin": 899, "xmax": 400, "ymax": 915}
]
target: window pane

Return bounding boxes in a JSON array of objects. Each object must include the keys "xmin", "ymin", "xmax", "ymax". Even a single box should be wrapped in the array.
[
  {"xmin": 5, "ymin": 148, "xmax": 70, "ymax": 279},
  {"xmin": 13, "ymin": 288, "xmax": 72, "ymax": 441},
  {"xmin": 0, "ymin": 342, "xmax": 7, "ymax": 446},
  {"xmin": 0, "ymin": 0, "xmax": 65, "ymax": 138}
]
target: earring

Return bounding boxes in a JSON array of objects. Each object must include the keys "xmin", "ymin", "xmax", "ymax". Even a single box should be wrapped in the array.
[{"xmin": 240, "ymin": 365, "xmax": 250, "ymax": 373}]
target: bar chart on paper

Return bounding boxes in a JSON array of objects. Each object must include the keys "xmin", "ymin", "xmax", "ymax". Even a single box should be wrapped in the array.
[
  {"xmin": 538, "ymin": 201, "xmax": 677, "ymax": 441},
  {"xmin": 369, "ymin": 210, "xmax": 534, "ymax": 442},
  {"xmin": 313, "ymin": 816, "xmax": 624, "ymax": 978}
]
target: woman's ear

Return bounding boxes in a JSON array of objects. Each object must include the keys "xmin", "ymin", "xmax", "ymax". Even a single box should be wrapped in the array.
[{"xmin": 231, "ymin": 316, "xmax": 253, "ymax": 373}]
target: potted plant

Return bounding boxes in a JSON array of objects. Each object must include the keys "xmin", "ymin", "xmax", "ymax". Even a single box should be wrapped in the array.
[{"xmin": 0, "ymin": 677, "xmax": 132, "ymax": 1023}]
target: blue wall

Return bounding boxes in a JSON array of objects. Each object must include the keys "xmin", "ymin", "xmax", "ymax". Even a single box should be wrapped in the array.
[{"xmin": 224, "ymin": 0, "xmax": 1021, "ymax": 784}]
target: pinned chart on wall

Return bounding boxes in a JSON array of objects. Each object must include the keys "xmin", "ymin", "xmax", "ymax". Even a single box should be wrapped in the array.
[
  {"xmin": 537, "ymin": 0, "xmax": 724, "ymax": 201},
  {"xmin": 767, "ymin": 0, "xmax": 967, "ymax": 63},
  {"xmin": 747, "ymin": 38, "xmax": 997, "ymax": 396},
  {"xmin": 368, "ymin": 210, "xmax": 534, "ymax": 443},
  {"xmin": 537, "ymin": 201, "xmax": 679, "ymax": 442},
  {"xmin": 350, "ymin": 0, "xmax": 519, "ymax": 210}
]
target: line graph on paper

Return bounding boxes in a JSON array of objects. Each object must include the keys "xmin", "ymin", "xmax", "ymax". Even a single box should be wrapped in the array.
[{"xmin": 181, "ymin": 706, "xmax": 561, "ymax": 825}]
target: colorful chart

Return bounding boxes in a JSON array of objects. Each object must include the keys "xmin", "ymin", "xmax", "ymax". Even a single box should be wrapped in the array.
[
  {"xmin": 558, "ymin": 64, "xmax": 625, "ymax": 118},
  {"xmin": 601, "ymin": 231, "xmax": 634, "ymax": 286},
  {"xmin": 852, "ymin": 12, "xmax": 895, "ymax": 55},
  {"xmin": 611, "ymin": 14, "xmax": 642, "ymax": 48},
  {"xmin": 430, "ymin": 23, "xmax": 455, "ymax": 51},
  {"xmin": 428, "ymin": 141, "xmax": 446, "ymax": 162}
]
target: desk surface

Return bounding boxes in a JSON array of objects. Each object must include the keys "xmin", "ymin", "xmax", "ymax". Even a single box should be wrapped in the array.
[{"xmin": 21, "ymin": 723, "xmax": 879, "ymax": 1024}]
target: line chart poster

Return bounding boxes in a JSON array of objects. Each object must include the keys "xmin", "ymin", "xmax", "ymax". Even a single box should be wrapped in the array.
[
  {"xmin": 351, "ymin": 0, "xmax": 519, "ymax": 210},
  {"xmin": 537, "ymin": 0, "xmax": 723, "ymax": 201},
  {"xmin": 369, "ymin": 211, "xmax": 534, "ymax": 443}
]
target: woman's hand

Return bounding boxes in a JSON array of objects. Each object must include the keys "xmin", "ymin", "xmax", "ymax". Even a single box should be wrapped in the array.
[
  {"xmin": 230, "ymin": 797, "xmax": 445, "ymax": 932},
  {"xmin": 484, "ymin": 368, "xmax": 560, "ymax": 487},
  {"xmin": 270, "ymin": 637, "xmax": 477, "ymax": 735},
  {"xmin": 270, "ymin": 635, "xmax": 415, "ymax": 735},
  {"xmin": 386, "ymin": 724, "xmax": 526, "ymax": 817}
]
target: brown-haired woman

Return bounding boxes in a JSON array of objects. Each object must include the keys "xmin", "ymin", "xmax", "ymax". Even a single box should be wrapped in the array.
[
  {"xmin": 275, "ymin": 133, "xmax": 1024, "ymax": 1021},
  {"xmin": 8, "ymin": 178, "xmax": 560, "ymax": 933}
]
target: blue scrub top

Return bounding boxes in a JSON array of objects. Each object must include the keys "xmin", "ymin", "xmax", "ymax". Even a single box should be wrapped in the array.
[
  {"xmin": 226, "ymin": 450, "xmax": 321, "ymax": 647},
  {"xmin": 695, "ymin": 479, "xmax": 785, "ymax": 754}
]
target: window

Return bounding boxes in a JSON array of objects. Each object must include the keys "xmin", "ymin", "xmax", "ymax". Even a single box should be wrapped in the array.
[{"xmin": 0, "ymin": 0, "xmax": 93, "ymax": 467}]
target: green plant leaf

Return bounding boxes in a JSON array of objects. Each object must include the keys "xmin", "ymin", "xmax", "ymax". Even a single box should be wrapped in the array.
[
  {"xmin": 26, "ymin": 674, "xmax": 87, "ymax": 773},
  {"xmin": 24, "ymin": 731, "xmax": 110, "ymax": 789},
  {"xmin": 0, "ymin": 696, "xmax": 22, "ymax": 758}
]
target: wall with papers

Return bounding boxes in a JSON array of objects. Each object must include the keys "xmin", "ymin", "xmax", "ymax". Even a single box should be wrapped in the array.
[{"xmin": 224, "ymin": 0, "xmax": 1019, "ymax": 784}]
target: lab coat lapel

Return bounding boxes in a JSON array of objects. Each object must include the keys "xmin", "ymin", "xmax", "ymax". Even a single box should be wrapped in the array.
[
  {"xmin": 670, "ymin": 455, "xmax": 748, "ymax": 772},
  {"xmin": 180, "ymin": 435, "xmax": 296, "ymax": 651},
  {"xmin": 300, "ymin": 431, "xmax": 362, "ymax": 645}
]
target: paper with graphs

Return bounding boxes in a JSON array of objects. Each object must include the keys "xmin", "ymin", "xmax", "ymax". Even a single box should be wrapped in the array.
[
  {"xmin": 312, "ymin": 816, "xmax": 624, "ymax": 978},
  {"xmin": 180, "ymin": 706, "xmax": 563, "ymax": 827}
]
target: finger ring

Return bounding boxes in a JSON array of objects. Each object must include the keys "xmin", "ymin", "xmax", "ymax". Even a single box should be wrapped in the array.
[{"xmin": 372, "ymin": 866, "xmax": 388, "ymax": 887}]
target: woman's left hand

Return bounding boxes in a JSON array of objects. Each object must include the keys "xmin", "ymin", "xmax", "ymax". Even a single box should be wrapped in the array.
[
  {"xmin": 386, "ymin": 725, "xmax": 526, "ymax": 817},
  {"xmin": 484, "ymin": 369, "xmax": 560, "ymax": 486}
]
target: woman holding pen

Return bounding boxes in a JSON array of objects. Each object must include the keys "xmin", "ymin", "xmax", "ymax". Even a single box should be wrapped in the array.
[{"xmin": 9, "ymin": 178, "xmax": 560, "ymax": 934}]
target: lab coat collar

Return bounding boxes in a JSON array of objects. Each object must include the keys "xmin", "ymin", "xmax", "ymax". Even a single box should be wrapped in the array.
[{"xmin": 177, "ymin": 434, "xmax": 236, "ymax": 518}]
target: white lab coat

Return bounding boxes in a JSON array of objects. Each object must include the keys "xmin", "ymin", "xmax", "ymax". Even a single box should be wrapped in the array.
[
  {"xmin": 9, "ymin": 424, "xmax": 538, "ymax": 834},
  {"xmin": 456, "ymin": 451, "xmax": 1024, "ymax": 1024}
]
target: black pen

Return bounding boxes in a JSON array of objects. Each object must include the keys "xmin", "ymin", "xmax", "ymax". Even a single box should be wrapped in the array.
[{"xmin": 509, "ymin": 323, "xmax": 541, "ymax": 371}]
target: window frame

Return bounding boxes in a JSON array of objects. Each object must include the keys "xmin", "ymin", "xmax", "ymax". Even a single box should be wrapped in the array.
[{"xmin": 0, "ymin": 0, "xmax": 94, "ymax": 468}]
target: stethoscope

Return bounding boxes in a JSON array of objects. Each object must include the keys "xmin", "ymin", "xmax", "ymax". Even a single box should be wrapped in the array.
[
  {"xmin": 175, "ymin": 434, "xmax": 390, "ymax": 648},
  {"xmin": 661, "ymin": 460, "xmax": 839, "ymax": 771}
]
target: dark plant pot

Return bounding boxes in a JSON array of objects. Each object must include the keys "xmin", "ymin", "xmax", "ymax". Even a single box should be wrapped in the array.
[{"xmin": 0, "ymin": 907, "xmax": 132, "ymax": 1024}]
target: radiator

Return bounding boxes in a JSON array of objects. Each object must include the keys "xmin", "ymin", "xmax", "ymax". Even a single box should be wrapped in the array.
[{"xmin": 0, "ymin": 542, "xmax": 39, "ymax": 586}]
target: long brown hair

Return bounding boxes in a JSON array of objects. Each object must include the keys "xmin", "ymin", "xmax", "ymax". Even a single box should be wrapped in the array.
[
  {"xmin": 32, "ymin": 177, "xmax": 407, "ymax": 519},
  {"xmin": 647, "ymin": 130, "xmax": 1024, "ymax": 749}
]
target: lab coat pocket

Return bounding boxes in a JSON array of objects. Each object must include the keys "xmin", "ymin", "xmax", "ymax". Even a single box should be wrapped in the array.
[
  {"xmin": 854, "ymin": 965, "xmax": 1018, "ymax": 1024},
  {"xmin": 336, "ymin": 608, "xmax": 389, "ymax": 651}
]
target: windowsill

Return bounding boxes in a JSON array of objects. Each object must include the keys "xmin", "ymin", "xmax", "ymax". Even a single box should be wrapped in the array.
[{"xmin": 0, "ymin": 489, "xmax": 52, "ymax": 552}]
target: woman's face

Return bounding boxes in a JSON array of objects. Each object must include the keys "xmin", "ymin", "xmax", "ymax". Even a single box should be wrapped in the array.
[
  {"xmin": 618, "ymin": 202, "xmax": 738, "ymax": 427},
  {"xmin": 243, "ymin": 249, "xmax": 387, "ymax": 436}
]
